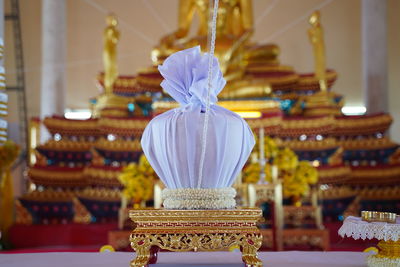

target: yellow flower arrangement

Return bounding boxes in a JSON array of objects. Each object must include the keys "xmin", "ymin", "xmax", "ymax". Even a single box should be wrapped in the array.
[
  {"xmin": 137, "ymin": 154, "xmax": 155, "ymax": 177},
  {"xmin": 281, "ymin": 170, "xmax": 309, "ymax": 198},
  {"xmin": 243, "ymin": 162, "xmax": 272, "ymax": 184},
  {"xmin": 275, "ymin": 147, "xmax": 298, "ymax": 171},
  {"xmin": 296, "ymin": 161, "xmax": 318, "ymax": 185},
  {"xmin": 264, "ymin": 136, "xmax": 279, "ymax": 159},
  {"xmin": 118, "ymin": 155, "xmax": 155, "ymax": 204},
  {"xmin": 254, "ymin": 136, "xmax": 279, "ymax": 160}
]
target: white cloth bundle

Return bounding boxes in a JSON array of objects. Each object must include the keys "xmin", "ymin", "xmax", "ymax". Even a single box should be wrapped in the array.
[{"xmin": 141, "ymin": 46, "xmax": 255, "ymax": 209}]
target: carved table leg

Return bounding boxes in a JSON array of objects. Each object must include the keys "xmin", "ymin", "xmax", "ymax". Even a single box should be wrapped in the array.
[
  {"xmin": 241, "ymin": 245, "xmax": 262, "ymax": 267},
  {"xmin": 130, "ymin": 246, "xmax": 152, "ymax": 267},
  {"xmin": 241, "ymin": 235, "xmax": 263, "ymax": 267}
]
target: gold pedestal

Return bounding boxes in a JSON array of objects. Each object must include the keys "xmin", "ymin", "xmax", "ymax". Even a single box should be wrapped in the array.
[
  {"xmin": 129, "ymin": 208, "xmax": 263, "ymax": 267},
  {"xmin": 367, "ymin": 240, "xmax": 400, "ymax": 267}
]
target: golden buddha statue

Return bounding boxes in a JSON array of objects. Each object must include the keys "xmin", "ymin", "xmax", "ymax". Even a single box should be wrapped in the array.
[
  {"xmin": 103, "ymin": 14, "xmax": 120, "ymax": 95},
  {"xmin": 303, "ymin": 11, "xmax": 340, "ymax": 116},
  {"xmin": 308, "ymin": 11, "xmax": 327, "ymax": 92},
  {"xmin": 151, "ymin": 0, "xmax": 280, "ymax": 100},
  {"xmin": 94, "ymin": 14, "xmax": 149, "ymax": 118},
  {"xmin": 153, "ymin": 0, "xmax": 279, "ymax": 76},
  {"xmin": 153, "ymin": 0, "xmax": 252, "ymax": 74}
]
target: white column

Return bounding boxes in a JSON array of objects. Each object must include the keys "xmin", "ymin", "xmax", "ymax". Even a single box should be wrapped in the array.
[
  {"xmin": 362, "ymin": 0, "xmax": 388, "ymax": 114},
  {"xmin": 40, "ymin": 0, "xmax": 66, "ymax": 142},
  {"xmin": 0, "ymin": 0, "xmax": 3, "ymax": 38}
]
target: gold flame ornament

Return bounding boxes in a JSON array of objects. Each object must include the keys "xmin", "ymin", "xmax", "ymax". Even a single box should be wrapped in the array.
[
  {"xmin": 103, "ymin": 14, "xmax": 120, "ymax": 95},
  {"xmin": 308, "ymin": 10, "xmax": 327, "ymax": 92}
]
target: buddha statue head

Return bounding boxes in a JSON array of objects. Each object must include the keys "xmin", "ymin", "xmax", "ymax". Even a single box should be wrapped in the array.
[{"xmin": 106, "ymin": 14, "xmax": 118, "ymax": 27}]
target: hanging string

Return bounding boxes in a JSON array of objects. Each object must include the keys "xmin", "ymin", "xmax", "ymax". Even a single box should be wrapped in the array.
[
  {"xmin": 197, "ymin": 0, "xmax": 219, "ymax": 188},
  {"xmin": 140, "ymin": 0, "xmax": 171, "ymax": 32},
  {"xmin": 82, "ymin": 0, "xmax": 155, "ymax": 45},
  {"xmin": 261, "ymin": 0, "xmax": 333, "ymax": 43},
  {"xmin": 255, "ymin": 0, "xmax": 280, "ymax": 27}
]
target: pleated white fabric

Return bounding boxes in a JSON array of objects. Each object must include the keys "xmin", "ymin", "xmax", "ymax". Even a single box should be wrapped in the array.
[{"xmin": 141, "ymin": 46, "xmax": 255, "ymax": 189}]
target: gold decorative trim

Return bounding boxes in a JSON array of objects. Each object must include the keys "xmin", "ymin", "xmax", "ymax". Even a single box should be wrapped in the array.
[
  {"xmin": 19, "ymin": 189, "xmax": 75, "ymax": 201},
  {"xmin": 15, "ymin": 200, "xmax": 33, "ymax": 225},
  {"xmin": 337, "ymin": 137, "xmax": 396, "ymax": 150},
  {"xmin": 281, "ymin": 138, "xmax": 337, "ymax": 150},
  {"xmin": 72, "ymin": 197, "xmax": 91, "ymax": 224},
  {"xmin": 29, "ymin": 167, "xmax": 83, "ymax": 180},
  {"xmin": 98, "ymin": 117, "xmax": 150, "ymax": 130},
  {"xmin": 317, "ymin": 166, "xmax": 351, "ymax": 183},
  {"xmin": 83, "ymin": 166, "xmax": 120, "ymax": 180},
  {"xmin": 77, "ymin": 188, "xmax": 121, "ymax": 201},
  {"xmin": 37, "ymin": 140, "xmax": 92, "ymax": 151},
  {"xmin": 351, "ymin": 165, "xmax": 400, "ymax": 179},
  {"xmin": 335, "ymin": 114, "xmax": 392, "ymax": 130},
  {"xmin": 298, "ymin": 71, "xmax": 337, "ymax": 85},
  {"xmin": 94, "ymin": 137, "xmax": 141, "ymax": 151},
  {"xmin": 246, "ymin": 116, "xmax": 282, "ymax": 129},
  {"xmin": 282, "ymin": 116, "xmax": 335, "ymax": 130}
]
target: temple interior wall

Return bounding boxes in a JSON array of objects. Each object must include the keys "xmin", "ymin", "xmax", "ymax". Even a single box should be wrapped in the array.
[{"xmin": 4, "ymin": 0, "xmax": 400, "ymax": 142}]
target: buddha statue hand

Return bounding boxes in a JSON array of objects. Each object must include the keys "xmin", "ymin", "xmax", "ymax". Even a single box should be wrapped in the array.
[{"xmin": 160, "ymin": 28, "xmax": 188, "ymax": 48}]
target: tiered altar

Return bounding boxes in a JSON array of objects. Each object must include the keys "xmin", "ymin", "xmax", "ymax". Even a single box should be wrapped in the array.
[{"xmin": 10, "ymin": 0, "xmax": 400, "ymax": 252}]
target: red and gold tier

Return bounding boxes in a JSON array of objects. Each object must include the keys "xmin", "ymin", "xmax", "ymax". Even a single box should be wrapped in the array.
[
  {"xmin": 244, "ymin": 64, "xmax": 299, "ymax": 92},
  {"xmin": 28, "ymin": 165, "xmax": 86, "ymax": 188},
  {"xmin": 83, "ymin": 165, "xmax": 122, "ymax": 188},
  {"xmin": 43, "ymin": 116, "xmax": 100, "ymax": 139},
  {"xmin": 98, "ymin": 117, "xmax": 150, "ymax": 138},
  {"xmin": 278, "ymin": 115, "xmax": 335, "ymax": 138},
  {"xmin": 333, "ymin": 113, "xmax": 393, "ymax": 137},
  {"xmin": 35, "ymin": 140, "xmax": 93, "ymax": 167},
  {"xmin": 97, "ymin": 72, "xmax": 162, "ymax": 96},
  {"xmin": 297, "ymin": 70, "xmax": 338, "ymax": 92}
]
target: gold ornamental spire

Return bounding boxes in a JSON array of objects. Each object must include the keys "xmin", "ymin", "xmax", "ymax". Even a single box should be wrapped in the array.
[
  {"xmin": 308, "ymin": 10, "xmax": 327, "ymax": 92},
  {"xmin": 103, "ymin": 14, "xmax": 120, "ymax": 95}
]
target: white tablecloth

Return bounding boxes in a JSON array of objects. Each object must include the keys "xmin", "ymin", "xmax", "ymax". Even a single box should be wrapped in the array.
[{"xmin": 0, "ymin": 251, "xmax": 368, "ymax": 267}]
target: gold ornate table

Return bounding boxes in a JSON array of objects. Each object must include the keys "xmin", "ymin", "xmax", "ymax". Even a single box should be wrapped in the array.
[{"xmin": 129, "ymin": 208, "xmax": 263, "ymax": 267}]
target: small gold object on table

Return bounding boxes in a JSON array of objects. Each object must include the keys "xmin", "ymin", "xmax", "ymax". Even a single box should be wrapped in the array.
[
  {"xmin": 339, "ymin": 211, "xmax": 400, "ymax": 267},
  {"xmin": 129, "ymin": 208, "xmax": 263, "ymax": 267},
  {"xmin": 361, "ymin": 211, "xmax": 397, "ymax": 224}
]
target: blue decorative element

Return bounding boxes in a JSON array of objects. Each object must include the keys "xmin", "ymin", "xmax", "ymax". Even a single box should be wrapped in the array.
[
  {"xmin": 343, "ymin": 146, "xmax": 399, "ymax": 163},
  {"xmin": 322, "ymin": 196, "xmax": 355, "ymax": 222},
  {"xmin": 137, "ymin": 102, "xmax": 153, "ymax": 116},
  {"xmin": 77, "ymin": 197, "xmax": 121, "ymax": 223},
  {"xmin": 127, "ymin": 102, "xmax": 135, "ymax": 112},
  {"xmin": 95, "ymin": 148, "xmax": 142, "ymax": 164},
  {"xmin": 294, "ymin": 148, "xmax": 339, "ymax": 164},
  {"xmin": 36, "ymin": 149, "xmax": 92, "ymax": 164},
  {"xmin": 280, "ymin": 99, "xmax": 295, "ymax": 115},
  {"xmin": 19, "ymin": 199, "xmax": 74, "ymax": 224},
  {"xmin": 334, "ymin": 95, "xmax": 343, "ymax": 104}
]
